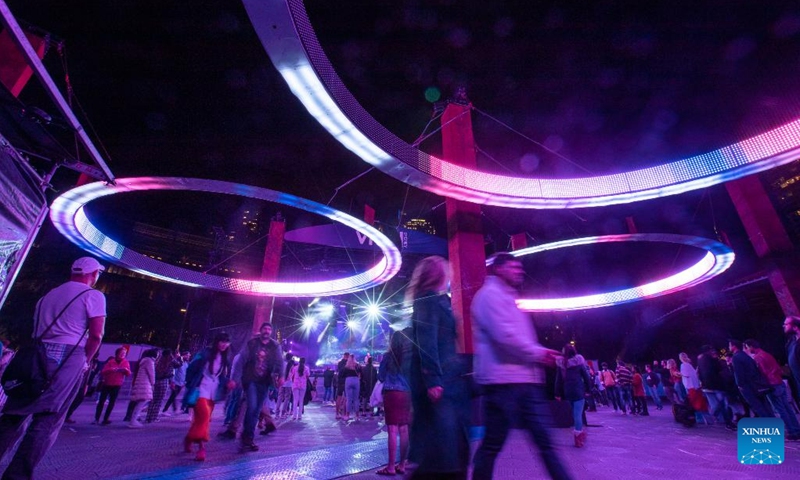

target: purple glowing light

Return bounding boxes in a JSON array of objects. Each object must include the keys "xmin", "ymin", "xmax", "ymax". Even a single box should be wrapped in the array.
[
  {"xmin": 243, "ymin": 0, "xmax": 800, "ymax": 209},
  {"xmin": 500, "ymin": 234, "xmax": 734, "ymax": 311},
  {"xmin": 50, "ymin": 177, "xmax": 402, "ymax": 297}
]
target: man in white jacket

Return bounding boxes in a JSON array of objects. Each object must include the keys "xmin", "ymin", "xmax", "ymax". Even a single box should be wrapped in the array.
[{"xmin": 471, "ymin": 253, "xmax": 572, "ymax": 480}]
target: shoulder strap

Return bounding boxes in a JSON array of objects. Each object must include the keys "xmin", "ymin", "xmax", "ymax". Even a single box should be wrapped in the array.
[{"xmin": 36, "ymin": 288, "xmax": 94, "ymax": 340}]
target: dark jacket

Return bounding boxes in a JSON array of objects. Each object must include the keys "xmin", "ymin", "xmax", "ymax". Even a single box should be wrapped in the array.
[
  {"xmin": 555, "ymin": 355, "xmax": 592, "ymax": 402},
  {"xmin": 731, "ymin": 350, "xmax": 771, "ymax": 394},
  {"xmin": 236, "ymin": 336, "xmax": 283, "ymax": 386},
  {"xmin": 184, "ymin": 348, "xmax": 231, "ymax": 403},
  {"xmin": 411, "ymin": 292, "xmax": 462, "ymax": 390},
  {"xmin": 697, "ymin": 353, "xmax": 727, "ymax": 391},
  {"xmin": 788, "ymin": 337, "xmax": 800, "ymax": 391}
]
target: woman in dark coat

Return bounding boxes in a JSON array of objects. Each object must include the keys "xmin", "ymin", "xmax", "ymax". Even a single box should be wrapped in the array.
[
  {"xmin": 555, "ymin": 344, "xmax": 592, "ymax": 448},
  {"xmin": 407, "ymin": 256, "xmax": 470, "ymax": 480}
]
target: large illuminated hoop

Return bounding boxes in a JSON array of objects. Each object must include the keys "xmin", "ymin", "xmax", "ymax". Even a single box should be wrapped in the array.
[
  {"xmin": 501, "ymin": 234, "xmax": 734, "ymax": 311},
  {"xmin": 50, "ymin": 177, "xmax": 402, "ymax": 297},
  {"xmin": 243, "ymin": 0, "xmax": 800, "ymax": 209}
]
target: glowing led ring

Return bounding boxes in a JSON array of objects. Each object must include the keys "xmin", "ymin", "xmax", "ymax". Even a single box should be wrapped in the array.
[
  {"xmin": 243, "ymin": 0, "xmax": 800, "ymax": 209},
  {"xmin": 502, "ymin": 233, "xmax": 734, "ymax": 311},
  {"xmin": 50, "ymin": 177, "xmax": 402, "ymax": 297}
]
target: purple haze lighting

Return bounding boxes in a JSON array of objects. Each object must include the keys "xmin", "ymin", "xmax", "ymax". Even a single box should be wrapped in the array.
[
  {"xmin": 500, "ymin": 234, "xmax": 734, "ymax": 311},
  {"xmin": 49, "ymin": 177, "xmax": 402, "ymax": 297},
  {"xmin": 243, "ymin": 0, "xmax": 800, "ymax": 209}
]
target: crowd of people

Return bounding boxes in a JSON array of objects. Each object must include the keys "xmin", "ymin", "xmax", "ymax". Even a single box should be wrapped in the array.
[{"xmin": 2, "ymin": 255, "xmax": 800, "ymax": 479}]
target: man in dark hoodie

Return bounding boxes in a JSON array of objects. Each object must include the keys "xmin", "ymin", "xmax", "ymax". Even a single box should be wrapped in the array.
[{"xmin": 233, "ymin": 322, "xmax": 283, "ymax": 452}]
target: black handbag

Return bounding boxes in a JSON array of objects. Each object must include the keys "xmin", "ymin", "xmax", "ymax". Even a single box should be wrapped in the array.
[{"xmin": 1, "ymin": 289, "xmax": 91, "ymax": 401}]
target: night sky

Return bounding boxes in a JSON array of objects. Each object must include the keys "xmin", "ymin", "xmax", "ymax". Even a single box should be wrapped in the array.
[{"xmin": 3, "ymin": 0, "xmax": 800, "ymax": 359}]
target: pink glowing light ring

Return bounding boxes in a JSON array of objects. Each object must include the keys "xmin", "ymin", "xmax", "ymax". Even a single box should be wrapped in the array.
[
  {"xmin": 502, "ymin": 233, "xmax": 734, "ymax": 311},
  {"xmin": 243, "ymin": 0, "xmax": 800, "ymax": 209},
  {"xmin": 49, "ymin": 177, "xmax": 402, "ymax": 297}
]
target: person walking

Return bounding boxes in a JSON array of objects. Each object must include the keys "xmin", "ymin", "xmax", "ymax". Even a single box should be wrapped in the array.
[
  {"xmin": 0, "ymin": 257, "xmax": 107, "ymax": 480},
  {"xmin": 94, "ymin": 347, "xmax": 131, "ymax": 425},
  {"xmin": 407, "ymin": 256, "xmax": 470, "ymax": 480},
  {"xmin": 290, "ymin": 357, "xmax": 310, "ymax": 420},
  {"xmin": 233, "ymin": 322, "xmax": 283, "ymax": 453},
  {"xmin": 146, "ymin": 349, "xmax": 180, "ymax": 423},
  {"xmin": 554, "ymin": 344, "xmax": 592, "ymax": 447},
  {"xmin": 128, "ymin": 349, "xmax": 158, "ymax": 428},
  {"xmin": 376, "ymin": 330, "xmax": 413, "ymax": 476},
  {"xmin": 471, "ymin": 253, "xmax": 571, "ymax": 480},
  {"xmin": 183, "ymin": 333, "xmax": 234, "ymax": 461},
  {"xmin": 163, "ymin": 351, "xmax": 190, "ymax": 415}
]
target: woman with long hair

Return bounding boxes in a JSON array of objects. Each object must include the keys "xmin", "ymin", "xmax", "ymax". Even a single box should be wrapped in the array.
[
  {"xmin": 555, "ymin": 344, "xmax": 592, "ymax": 447},
  {"xmin": 342, "ymin": 354, "xmax": 361, "ymax": 421},
  {"xmin": 290, "ymin": 357, "xmax": 310, "ymax": 420},
  {"xmin": 376, "ymin": 330, "xmax": 413, "ymax": 476},
  {"xmin": 128, "ymin": 348, "xmax": 159, "ymax": 428},
  {"xmin": 183, "ymin": 332, "xmax": 233, "ymax": 461},
  {"xmin": 407, "ymin": 256, "xmax": 469, "ymax": 479},
  {"xmin": 277, "ymin": 353, "xmax": 294, "ymax": 417},
  {"xmin": 667, "ymin": 358, "xmax": 684, "ymax": 403}
]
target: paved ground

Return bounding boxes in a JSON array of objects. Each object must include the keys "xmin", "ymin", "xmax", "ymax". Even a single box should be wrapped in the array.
[{"xmin": 2, "ymin": 399, "xmax": 800, "ymax": 479}]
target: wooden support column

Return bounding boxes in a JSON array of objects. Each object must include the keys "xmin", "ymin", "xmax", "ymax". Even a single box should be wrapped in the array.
[
  {"xmin": 442, "ymin": 95, "xmax": 485, "ymax": 354},
  {"xmin": 726, "ymin": 175, "xmax": 800, "ymax": 316},
  {"xmin": 252, "ymin": 216, "xmax": 286, "ymax": 334}
]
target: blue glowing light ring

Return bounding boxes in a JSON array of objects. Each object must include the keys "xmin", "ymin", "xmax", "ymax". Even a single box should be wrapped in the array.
[
  {"xmin": 502, "ymin": 233, "xmax": 734, "ymax": 311},
  {"xmin": 49, "ymin": 177, "xmax": 402, "ymax": 297},
  {"xmin": 242, "ymin": 0, "xmax": 800, "ymax": 209}
]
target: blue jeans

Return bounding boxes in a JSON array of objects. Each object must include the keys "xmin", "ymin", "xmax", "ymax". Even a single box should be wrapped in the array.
[
  {"xmin": 242, "ymin": 382, "xmax": 269, "ymax": 443},
  {"xmin": 473, "ymin": 384, "xmax": 572, "ymax": 480},
  {"xmin": 703, "ymin": 390, "xmax": 732, "ymax": 425},
  {"xmin": 767, "ymin": 383, "xmax": 800, "ymax": 436},
  {"xmin": 571, "ymin": 398, "xmax": 585, "ymax": 431},
  {"xmin": 323, "ymin": 386, "xmax": 333, "ymax": 402},
  {"xmin": 224, "ymin": 386, "xmax": 242, "ymax": 425},
  {"xmin": 605, "ymin": 385, "xmax": 620, "ymax": 410},
  {"xmin": 345, "ymin": 377, "xmax": 360, "ymax": 415},
  {"xmin": 618, "ymin": 385, "xmax": 633, "ymax": 412}
]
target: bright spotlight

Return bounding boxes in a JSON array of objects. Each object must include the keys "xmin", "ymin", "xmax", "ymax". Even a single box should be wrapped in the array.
[
  {"xmin": 346, "ymin": 320, "xmax": 358, "ymax": 330},
  {"xmin": 302, "ymin": 316, "xmax": 317, "ymax": 329},
  {"xmin": 367, "ymin": 303, "xmax": 381, "ymax": 318}
]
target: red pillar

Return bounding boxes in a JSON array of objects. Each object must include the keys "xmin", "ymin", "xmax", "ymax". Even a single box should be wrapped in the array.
[
  {"xmin": 726, "ymin": 175, "xmax": 800, "ymax": 316},
  {"xmin": 442, "ymin": 100, "xmax": 485, "ymax": 354},
  {"xmin": 252, "ymin": 217, "xmax": 286, "ymax": 334},
  {"xmin": 0, "ymin": 29, "xmax": 46, "ymax": 97}
]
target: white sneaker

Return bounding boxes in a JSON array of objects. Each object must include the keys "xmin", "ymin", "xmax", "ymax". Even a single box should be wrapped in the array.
[
  {"xmin": 128, "ymin": 420, "xmax": 144, "ymax": 428},
  {"xmin": 161, "ymin": 411, "xmax": 173, "ymax": 417}
]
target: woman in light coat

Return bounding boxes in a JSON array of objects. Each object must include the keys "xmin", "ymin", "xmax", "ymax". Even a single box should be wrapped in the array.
[
  {"xmin": 128, "ymin": 348, "xmax": 158, "ymax": 428},
  {"xmin": 289, "ymin": 357, "xmax": 310, "ymax": 420}
]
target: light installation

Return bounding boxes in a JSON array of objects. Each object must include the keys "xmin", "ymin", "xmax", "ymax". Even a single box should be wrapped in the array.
[
  {"xmin": 50, "ymin": 177, "xmax": 402, "ymax": 297},
  {"xmin": 242, "ymin": 0, "xmax": 800, "ymax": 209},
  {"xmin": 498, "ymin": 234, "xmax": 734, "ymax": 311}
]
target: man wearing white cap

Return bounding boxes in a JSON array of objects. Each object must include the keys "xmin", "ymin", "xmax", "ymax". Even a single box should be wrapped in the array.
[{"xmin": 0, "ymin": 257, "xmax": 107, "ymax": 479}]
